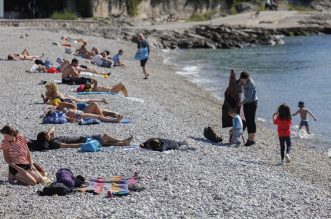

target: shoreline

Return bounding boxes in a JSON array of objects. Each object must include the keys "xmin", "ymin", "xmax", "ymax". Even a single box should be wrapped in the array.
[
  {"xmin": 0, "ymin": 28, "xmax": 330, "ymax": 218},
  {"xmin": 160, "ymin": 38, "xmax": 331, "ymax": 150}
]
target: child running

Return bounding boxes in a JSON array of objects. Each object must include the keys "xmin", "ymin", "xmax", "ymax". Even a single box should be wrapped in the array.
[
  {"xmin": 292, "ymin": 101, "xmax": 317, "ymax": 134},
  {"xmin": 273, "ymin": 104, "xmax": 292, "ymax": 165},
  {"xmin": 229, "ymin": 108, "xmax": 243, "ymax": 145}
]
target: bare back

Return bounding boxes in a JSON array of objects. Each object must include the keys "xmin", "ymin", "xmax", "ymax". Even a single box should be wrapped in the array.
[
  {"xmin": 299, "ymin": 108, "xmax": 309, "ymax": 120},
  {"xmin": 62, "ymin": 65, "xmax": 79, "ymax": 79}
]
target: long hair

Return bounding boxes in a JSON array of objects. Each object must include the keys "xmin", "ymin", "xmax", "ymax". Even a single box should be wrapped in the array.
[
  {"xmin": 278, "ymin": 103, "xmax": 291, "ymax": 120},
  {"xmin": 225, "ymin": 70, "xmax": 240, "ymax": 107},
  {"xmin": 45, "ymin": 83, "xmax": 58, "ymax": 93},
  {"xmin": 0, "ymin": 125, "xmax": 18, "ymax": 136}
]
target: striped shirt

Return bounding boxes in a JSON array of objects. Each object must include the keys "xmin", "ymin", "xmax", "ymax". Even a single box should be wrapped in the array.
[{"xmin": 0, "ymin": 134, "xmax": 30, "ymax": 164}]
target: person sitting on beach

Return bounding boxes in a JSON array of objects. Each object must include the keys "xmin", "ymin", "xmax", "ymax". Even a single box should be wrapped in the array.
[
  {"xmin": 92, "ymin": 51, "xmax": 113, "ymax": 68},
  {"xmin": 273, "ymin": 103, "xmax": 292, "ymax": 165},
  {"xmin": 28, "ymin": 126, "xmax": 133, "ymax": 151},
  {"xmin": 292, "ymin": 101, "xmax": 317, "ymax": 134},
  {"xmin": 7, "ymin": 48, "xmax": 44, "ymax": 61},
  {"xmin": 228, "ymin": 108, "xmax": 243, "ymax": 145},
  {"xmin": 61, "ymin": 58, "xmax": 110, "ymax": 85},
  {"xmin": 75, "ymin": 41, "xmax": 99, "ymax": 59},
  {"xmin": 42, "ymin": 83, "xmax": 108, "ymax": 106},
  {"xmin": 0, "ymin": 125, "xmax": 44, "ymax": 185},
  {"xmin": 78, "ymin": 81, "xmax": 129, "ymax": 97},
  {"xmin": 53, "ymin": 108, "xmax": 123, "ymax": 123},
  {"xmin": 112, "ymin": 49, "xmax": 126, "ymax": 67}
]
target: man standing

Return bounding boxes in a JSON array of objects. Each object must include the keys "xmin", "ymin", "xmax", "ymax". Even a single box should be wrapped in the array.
[{"xmin": 136, "ymin": 33, "xmax": 150, "ymax": 79}]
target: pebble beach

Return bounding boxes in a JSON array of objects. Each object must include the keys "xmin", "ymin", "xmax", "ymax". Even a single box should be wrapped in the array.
[{"xmin": 0, "ymin": 29, "xmax": 330, "ymax": 218}]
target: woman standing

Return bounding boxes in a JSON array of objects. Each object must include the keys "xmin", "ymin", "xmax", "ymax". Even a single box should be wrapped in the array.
[
  {"xmin": 222, "ymin": 69, "xmax": 241, "ymax": 128},
  {"xmin": 239, "ymin": 72, "xmax": 258, "ymax": 146},
  {"xmin": 0, "ymin": 125, "xmax": 44, "ymax": 185},
  {"xmin": 136, "ymin": 33, "xmax": 150, "ymax": 79}
]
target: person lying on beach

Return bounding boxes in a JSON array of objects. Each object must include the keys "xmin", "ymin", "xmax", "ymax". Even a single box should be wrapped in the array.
[
  {"xmin": 53, "ymin": 108, "xmax": 123, "ymax": 123},
  {"xmin": 28, "ymin": 126, "xmax": 133, "ymax": 151},
  {"xmin": 0, "ymin": 125, "xmax": 44, "ymax": 185},
  {"xmin": 292, "ymin": 101, "xmax": 317, "ymax": 134},
  {"xmin": 140, "ymin": 138, "xmax": 188, "ymax": 152},
  {"xmin": 7, "ymin": 48, "xmax": 44, "ymax": 61},
  {"xmin": 78, "ymin": 81, "xmax": 129, "ymax": 97},
  {"xmin": 42, "ymin": 83, "xmax": 108, "ymax": 106},
  {"xmin": 75, "ymin": 41, "xmax": 99, "ymax": 59},
  {"xmin": 61, "ymin": 36, "xmax": 85, "ymax": 44},
  {"xmin": 112, "ymin": 49, "xmax": 126, "ymax": 67},
  {"xmin": 61, "ymin": 58, "xmax": 110, "ymax": 85},
  {"xmin": 92, "ymin": 51, "xmax": 113, "ymax": 68}
]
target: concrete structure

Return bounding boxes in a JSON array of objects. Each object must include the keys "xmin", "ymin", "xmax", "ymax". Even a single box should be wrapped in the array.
[
  {"xmin": 0, "ymin": 0, "xmax": 109, "ymax": 19},
  {"xmin": 0, "ymin": 0, "xmax": 3, "ymax": 18}
]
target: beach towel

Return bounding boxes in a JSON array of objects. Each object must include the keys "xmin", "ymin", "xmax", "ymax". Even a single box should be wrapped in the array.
[
  {"xmin": 78, "ymin": 118, "xmax": 101, "ymax": 125},
  {"xmin": 85, "ymin": 175, "xmax": 139, "ymax": 196},
  {"xmin": 134, "ymin": 47, "xmax": 149, "ymax": 60},
  {"xmin": 77, "ymin": 91, "xmax": 117, "ymax": 95}
]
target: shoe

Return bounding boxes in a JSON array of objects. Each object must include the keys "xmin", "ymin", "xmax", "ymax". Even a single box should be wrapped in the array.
[
  {"xmin": 285, "ymin": 154, "xmax": 291, "ymax": 163},
  {"xmin": 277, "ymin": 160, "xmax": 284, "ymax": 166},
  {"xmin": 244, "ymin": 140, "xmax": 256, "ymax": 146}
]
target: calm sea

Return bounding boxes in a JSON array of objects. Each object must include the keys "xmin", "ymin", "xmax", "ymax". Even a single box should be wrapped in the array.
[{"xmin": 162, "ymin": 35, "xmax": 331, "ymax": 148}]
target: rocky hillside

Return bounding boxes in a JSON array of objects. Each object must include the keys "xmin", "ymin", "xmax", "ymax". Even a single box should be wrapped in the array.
[{"xmin": 109, "ymin": 0, "xmax": 330, "ymax": 19}]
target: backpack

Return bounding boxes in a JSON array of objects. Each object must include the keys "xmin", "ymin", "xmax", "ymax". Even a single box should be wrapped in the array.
[
  {"xmin": 43, "ymin": 110, "xmax": 67, "ymax": 124},
  {"xmin": 203, "ymin": 127, "xmax": 223, "ymax": 143},
  {"xmin": 56, "ymin": 168, "xmax": 75, "ymax": 188},
  {"xmin": 80, "ymin": 138, "xmax": 102, "ymax": 152}
]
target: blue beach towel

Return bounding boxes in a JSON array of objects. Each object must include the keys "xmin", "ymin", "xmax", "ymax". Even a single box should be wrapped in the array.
[
  {"xmin": 134, "ymin": 47, "xmax": 149, "ymax": 60},
  {"xmin": 78, "ymin": 118, "xmax": 101, "ymax": 125},
  {"xmin": 77, "ymin": 92, "xmax": 117, "ymax": 95},
  {"xmin": 43, "ymin": 111, "xmax": 67, "ymax": 124}
]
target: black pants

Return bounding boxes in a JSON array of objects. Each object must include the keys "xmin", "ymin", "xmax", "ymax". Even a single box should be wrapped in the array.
[
  {"xmin": 243, "ymin": 101, "xmax": 257, "ymax": 133},
  {"xmin": 279, "ymin": 137, "xmax": 291, "ymax": 160}
]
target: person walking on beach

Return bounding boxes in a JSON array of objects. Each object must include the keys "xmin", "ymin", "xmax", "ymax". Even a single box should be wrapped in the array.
[
  {"xmin": 273, "ymin": 104, "xmax": 292, "ymax": 165},
  {"xmin": 0, "ymin": 125, "xmax": 44, "ymax": 185},
  {"xmin": 239, "ymin": 72, "xmax": 258, "ymax": 146},
  {"xmin": 136, "ymin": 33, "xmax": 150, "ymax": 79},
  {"xmin": 292, "ymin": 101, "xmax": 317, "ymax": 134}
]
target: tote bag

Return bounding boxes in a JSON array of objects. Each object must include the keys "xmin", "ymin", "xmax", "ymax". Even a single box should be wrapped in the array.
[{"xmin": 134, "ymin": 47, "xmax": 149, "ymax": 61}]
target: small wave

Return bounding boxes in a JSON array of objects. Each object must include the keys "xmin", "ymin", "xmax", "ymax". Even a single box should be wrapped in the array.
[
  {"xmin": 257, "ymin": 117, "xmax": 266, "ymax": 123},
  {"xmin": 182, "ymin": 66, "xmax": 199, "ymax": 72}
]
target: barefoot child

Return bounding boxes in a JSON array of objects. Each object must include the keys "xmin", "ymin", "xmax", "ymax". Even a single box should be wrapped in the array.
[
  {"xmin": 273, "ymin": 104, "xmax": 292, "ymax": 165},
  {"xmin": 229, "ymin": 108, "xmax": 243, "ymax": 145},
  {"xmin": 292, "ymin": 101, "xmax": 317, "ymax": 134}
]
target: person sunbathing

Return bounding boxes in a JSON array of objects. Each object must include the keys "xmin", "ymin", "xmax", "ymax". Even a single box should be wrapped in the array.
[
  {"xmin": 7, "ymin": 48, "xmax": 44, "ymax": 61},
  {"xmin": 43, "ymin": 83, "xmax": 121, "ymax": 118},
  {"xmin": 61, "ymin": 58, "xmax": 110, "ymax": 85},
  {"xmin": 42, "ymin": 83, "xmax": 108, "ymax": 106},
  {"xmin": 79, "ymin": 81, "xmax": 129, "ymax": 97},
  {"xmin": 28, "ymin": 126, "xmax": 133, "ymax": 151},
  {"xmin": 75, "ymin": 41, "xmax": 99, "ymax": 59},
  {"xmin": 50, "ymin": 108, "xmax": 123, "ymax": 123},
  {"xmin": 92, "ymin": 51, "xmax": 113, "ymax": 68}
]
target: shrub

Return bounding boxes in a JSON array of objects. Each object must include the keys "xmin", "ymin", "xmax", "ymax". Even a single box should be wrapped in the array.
[{"xmin": 50, "ymin": 10, "xmax": 78, "ymax": 20}]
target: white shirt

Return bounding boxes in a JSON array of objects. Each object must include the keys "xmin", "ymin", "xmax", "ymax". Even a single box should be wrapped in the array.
[{"xmin": 93, "ymin": 54, "xmax": 103, "ymax": 66}]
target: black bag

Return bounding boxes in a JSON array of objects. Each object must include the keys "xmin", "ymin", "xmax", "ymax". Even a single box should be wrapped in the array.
[
  {"xmin": 204, "ymin": 127, "xmax": 223, "ymax": 143},
  {"xmin": 38, "ymin": 182, "xmax": 73, "ymax": 196}
]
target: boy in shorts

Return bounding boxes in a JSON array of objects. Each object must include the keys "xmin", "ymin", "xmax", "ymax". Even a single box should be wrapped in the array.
[{"xmin": 292, "ymin": 101, "xmax": 317, "ymax": 134}]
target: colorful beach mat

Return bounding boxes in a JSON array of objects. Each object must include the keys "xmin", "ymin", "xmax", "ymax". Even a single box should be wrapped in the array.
[{"xmin": 83, "ymin": 175, "xmax": 139, "ymax": 196}]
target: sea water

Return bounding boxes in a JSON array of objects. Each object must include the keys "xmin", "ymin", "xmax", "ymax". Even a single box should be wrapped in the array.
[{"xmin": 162, "ymin": 35, "xmax": 331, "ymax": 147}]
